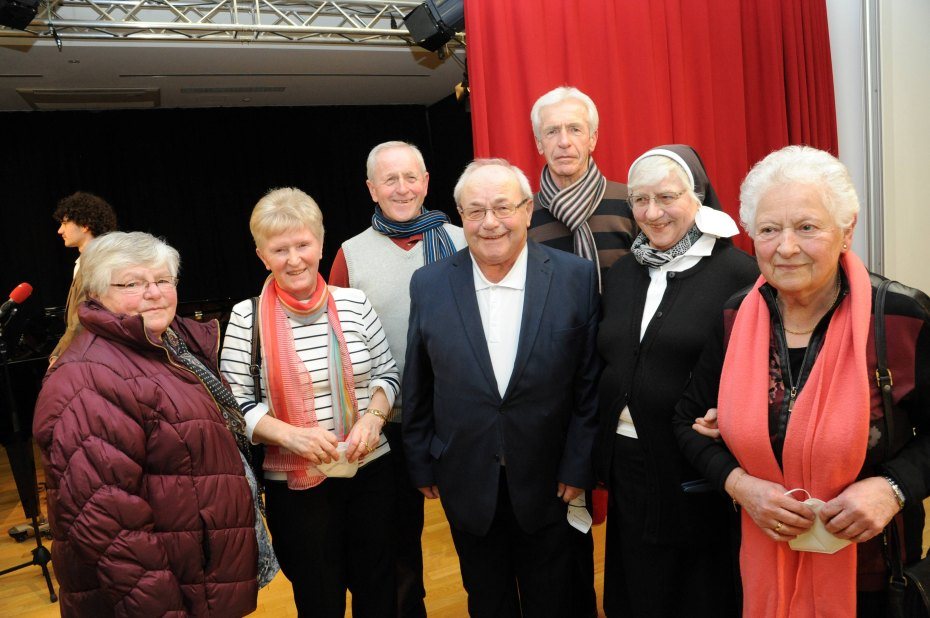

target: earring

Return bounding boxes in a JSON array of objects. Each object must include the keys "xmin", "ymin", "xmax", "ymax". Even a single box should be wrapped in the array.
[{"xmin": 843, "ymin": 243, "xmax": 848, "ymax": 250}]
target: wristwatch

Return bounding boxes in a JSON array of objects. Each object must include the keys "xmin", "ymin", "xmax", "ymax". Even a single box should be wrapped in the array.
[{"xmin": 883, "ymin": 476, "xmax": 906, "ymax": 510}]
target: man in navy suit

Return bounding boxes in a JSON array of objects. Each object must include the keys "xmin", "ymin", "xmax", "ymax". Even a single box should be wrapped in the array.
[{"xmin": 403, "ymin": 158, "xmax": 600, "ymax": 617}]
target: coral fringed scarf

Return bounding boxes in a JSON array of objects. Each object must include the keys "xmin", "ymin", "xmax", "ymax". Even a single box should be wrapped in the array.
[
  {"xmin": 259, "ymin": 274, "xmax": 358, "ymax": 490},
  {"xmin": 718, "ymin": 252, "xmax": 872, "ymax": 617}
]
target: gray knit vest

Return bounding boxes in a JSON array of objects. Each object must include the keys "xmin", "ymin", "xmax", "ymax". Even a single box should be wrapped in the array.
[{"xmin": 342, "ymin": 224, "xmax": 466, "ymax": 422}]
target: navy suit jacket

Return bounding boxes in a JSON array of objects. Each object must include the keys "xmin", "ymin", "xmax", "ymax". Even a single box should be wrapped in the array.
[{"xmin": 403, "ymin": 241, "xmax": 600, "ymax": 536}]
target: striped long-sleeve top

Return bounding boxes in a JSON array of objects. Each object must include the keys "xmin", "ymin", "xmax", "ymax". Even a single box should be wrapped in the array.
[{"xmin": 220, "ymin": 286, "xmax": 399, "ymax": 468}]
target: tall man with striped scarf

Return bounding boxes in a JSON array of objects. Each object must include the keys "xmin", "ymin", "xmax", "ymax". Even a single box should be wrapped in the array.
[
  {"xmin": 527, "ymin": 87, "xmax": 636, "ymax": 618},
  {"xmin": 528, "ymin": 86, "xmax": 636, "ymax": 291},
  {"xmin": 330, "ymin": 141, "xmax": 465, "ymax": 618}
]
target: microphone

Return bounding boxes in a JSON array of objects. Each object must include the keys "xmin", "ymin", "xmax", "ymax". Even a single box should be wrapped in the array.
[{"xmin": 0, "ymin": 283, "xmax": 33, "ymax": 322}]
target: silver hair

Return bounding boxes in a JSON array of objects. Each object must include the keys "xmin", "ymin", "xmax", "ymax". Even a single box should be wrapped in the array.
[
  {"xmin": 453, "ymin": 158, "xmax": 533, "ymax": 207},
  {"xmin": 530, "ymin": 86, "xmax": 599, "ymax": 139},
  {"xmin": 81, "ymin": 231, "xmax": 180, "ymax": 297},
  {"xmin": 739, "ymin": 145, "xmax": 859, "ymax": 235},
  {"xmin": 366, "ymin": 141, "xmax": 427, "ymax": 181},
  {"xmin": 249, "ymin": 187, "xmax": 325, "ymax": 248},
  {"xmin": 628, "ymin": 155, "xmax": 702, "ymax": 209}
]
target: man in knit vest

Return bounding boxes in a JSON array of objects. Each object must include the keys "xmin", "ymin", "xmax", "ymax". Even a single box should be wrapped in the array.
[
  {"xmin": 528, "ymin": 86, "xmax": 635, "ymax": 290},
  {"xmin": 329, "ymin": 141, "xmax": 465, "ymax": 618},
  {"xmin": 527, "ymin": 87, "xmax": 635, "ymax": 618},
  {"xmin": 49, "ymin": 191, "xmax": 117, "ymax": 365}
]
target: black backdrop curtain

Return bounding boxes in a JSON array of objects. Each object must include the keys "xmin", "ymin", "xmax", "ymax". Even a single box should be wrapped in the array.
[{"xmin": 0, "ymin": 98, "xmax": 472, "ymax": 330}]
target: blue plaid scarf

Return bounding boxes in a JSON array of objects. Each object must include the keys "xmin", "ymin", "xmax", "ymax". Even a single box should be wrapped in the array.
[{"xmin": 371, "ymin": 206, "xmax": 457, "ymax": 264}]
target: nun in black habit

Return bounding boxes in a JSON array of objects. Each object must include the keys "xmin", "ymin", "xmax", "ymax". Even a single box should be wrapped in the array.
[{"xmin": 594, "ymin": 145, "xmax": 758, "ymax": 617}]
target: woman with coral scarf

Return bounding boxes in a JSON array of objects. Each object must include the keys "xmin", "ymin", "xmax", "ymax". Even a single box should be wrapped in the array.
[
  {"xmin": 674, "ymin": 146, "xmax": 930, "ymax": 617},
  {"xmin": 221, "ymin": 187, "xmax": 400, "ymax": 617}
]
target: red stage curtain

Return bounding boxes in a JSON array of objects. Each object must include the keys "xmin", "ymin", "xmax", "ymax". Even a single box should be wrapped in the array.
[{"xmin": 465, "ymin": 0, "xmax": 838, "ymax": 252}]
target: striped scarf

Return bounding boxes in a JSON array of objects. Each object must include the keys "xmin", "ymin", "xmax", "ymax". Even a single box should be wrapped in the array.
[
  {"xmin": 259, "ymin": 274, "xmax": 358, "ymax": 490},
  {"xmin": 371, "ymin": 206, "xmax": 457, "ymax": 264},
  {"xmin": 537, "ymin": 158, "xmax": 608, "ymax": 290}
]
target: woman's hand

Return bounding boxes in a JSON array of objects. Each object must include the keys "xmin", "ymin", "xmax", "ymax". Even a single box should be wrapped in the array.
[
  {"xmin": 345, "ymin": 387, "xmax": 391, "ymax": 462},
  {"xmin": 692, "ymin": 407, "xmax": 721, "ymax": 439},
  {"xmin": 345, "ymin": 413, "xmax": 384, "ymax": 462},
  {"xmin": 725, "ymin": 468, "xmax": 815, "ymax": 541},
  {"xmin": 280, "ymin": 426, "xmax": 339, "ymax": 465},
  {"xmin": 820, "ymin": 476, "xmax": 901, "ymax": 543},
  {"xmin": 253, "ymin": 414, "xmax": 339, "ymax": 464}
]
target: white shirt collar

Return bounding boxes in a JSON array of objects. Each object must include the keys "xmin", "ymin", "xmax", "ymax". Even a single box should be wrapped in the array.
[{"xmin": 472, "ymin": 243, "xmax": 529, "ymax": 292}]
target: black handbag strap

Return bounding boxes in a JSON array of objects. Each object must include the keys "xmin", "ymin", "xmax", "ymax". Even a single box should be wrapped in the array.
[
  {"xmin": 249, "ymin": 296, "xmax": 262, "ymax": 404},
  {"xmin": 876, "ymin": 278, "xmax": 894, "ymax": 461},
  {"xmin": 875, "ymin": 279, "xmax": 908, "ymax": 608}
]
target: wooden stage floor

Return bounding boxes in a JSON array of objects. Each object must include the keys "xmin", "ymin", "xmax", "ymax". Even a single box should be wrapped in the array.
[
  {"xmin": 0, "ymin": 444, "xmax": 607, "ymax": 617},
  {"xmin": 5, "ymin": 444, "xmax": 927, "ymax": 617}
]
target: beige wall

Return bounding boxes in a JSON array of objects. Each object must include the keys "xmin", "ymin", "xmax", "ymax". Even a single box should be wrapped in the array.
[{"xmin": 881, "ymin": 0, "xmax": 930, "ymax": 291}]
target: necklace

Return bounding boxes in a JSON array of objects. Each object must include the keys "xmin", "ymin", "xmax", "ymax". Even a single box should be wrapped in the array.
[{"xmin": 782, "ymin": 276, "xmax": 842, "ymax": 336}]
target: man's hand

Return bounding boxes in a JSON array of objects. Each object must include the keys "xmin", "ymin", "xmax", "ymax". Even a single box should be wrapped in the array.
[
  {"xmin": 419, "ymin": 485, "xmax": 440, "ymax": 499},
  {"xmin": 557, "ymin": 483, "xmax": 583, "ymax": 503}
]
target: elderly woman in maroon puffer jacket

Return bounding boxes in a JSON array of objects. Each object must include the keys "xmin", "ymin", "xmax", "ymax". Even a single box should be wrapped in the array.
[{"xmin": 34, "ymin": 231, "xmax": 259, "ymax": 617}]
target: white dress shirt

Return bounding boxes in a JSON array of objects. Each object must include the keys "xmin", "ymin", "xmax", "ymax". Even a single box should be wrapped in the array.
[
  {"xmin": 471, "ymin": 243, "xmax": 528, "ymax": 398},
  {"xmin": 617, "ymin": 206, "xmax": 739, "ymax": 438}
]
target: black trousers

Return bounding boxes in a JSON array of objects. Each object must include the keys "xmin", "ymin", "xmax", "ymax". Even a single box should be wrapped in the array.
[
  {"xmin": 569, "ymin": 494, "xmax": 597, "ymax": 618},
  {"xmin": 382, "ymin": 422, "xmax": 427, "ymax": 618},
  {"xmin": 264, "ymin": 454, "xmax": 396, "ymax": 618},
  {"xmin": 448, "ymin": 468, "xmax": 573, "ymax": 618},
  {"xmin": 604, "ymin": 435, "xmax": 738, "ymax": 618}
]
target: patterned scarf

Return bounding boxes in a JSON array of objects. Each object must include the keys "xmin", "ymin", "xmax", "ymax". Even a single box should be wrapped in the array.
[
  {"xmin": 371, "ymin": 206, "xmax": 457, "ymax": 264},
  {"xmin": 537, "ymin": 157, "xmax": 608, "ymax": 289},
  {"xmin": 717, "ymin": 252, "xmax": 871, "ymax": 617},
  {"xmin": 163, "ymin": 326, "xmax": 251, "ymax": 456},
  {"xmin": 259, "ymin": 274, "xmax": 358, "ymax": 490},
  {"xmin": 162, "ymin": 326, "xmax": 281, "ymax": 587},
  {"xmin": 630, "ymin": 224, "xmax": 703, "ymax": 268}
]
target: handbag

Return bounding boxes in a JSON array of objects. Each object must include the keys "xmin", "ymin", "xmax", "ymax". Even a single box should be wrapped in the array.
[{"xmin": 875, "ymin": 279, "xmax": 930, "ymax": 618}]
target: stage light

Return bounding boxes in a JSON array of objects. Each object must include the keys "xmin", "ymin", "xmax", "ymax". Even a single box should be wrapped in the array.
[
  {"xmin": 0, "ymin": 0, "xmax": 39, "ymax": 30},
  {"xmin": 403, "ymin": 0, "xmax": 464, "ymax": 53}
]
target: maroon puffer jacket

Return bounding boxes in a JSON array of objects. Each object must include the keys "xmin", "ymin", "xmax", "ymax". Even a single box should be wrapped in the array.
[{"xmin": 34, "ymin": 301, "xmax": 258, "ymax": 617}]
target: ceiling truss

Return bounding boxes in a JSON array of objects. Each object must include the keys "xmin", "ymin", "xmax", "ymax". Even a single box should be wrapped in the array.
[{"xmin": 0, "ymin": 0, "xmax": 465, "ymax": 47}]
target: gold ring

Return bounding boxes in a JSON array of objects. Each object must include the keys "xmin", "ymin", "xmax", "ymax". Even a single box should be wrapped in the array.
[
  {"xmin": 362, "ymin": 440, "xmax": 370, "ymax": 452},
  {"xmin": 774, "ymin": 522, "xmax": 783, "ymax": 533}
]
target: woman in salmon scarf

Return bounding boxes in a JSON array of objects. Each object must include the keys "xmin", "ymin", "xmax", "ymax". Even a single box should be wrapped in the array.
[
  {"xmin": 220, "ymin": 187, "xmax": 400, "ymax": 617},
  {"xmin": 674, "ymin": 146, "xmax": 930, "ymax": 617}
]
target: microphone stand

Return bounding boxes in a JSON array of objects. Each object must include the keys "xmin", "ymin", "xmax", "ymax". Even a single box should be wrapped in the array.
[{"xmin": 0, "ymin": 310, "xmax": 57, "ymax": 603}]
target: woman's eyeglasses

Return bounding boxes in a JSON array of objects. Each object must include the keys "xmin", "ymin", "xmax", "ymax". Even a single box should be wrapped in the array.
[
  {"xmin": 109, "ymin": 277, "xmax": 178, "ymax": 295},
  {"xmin": 629, "ymin": 190, "xmax": 687, "ymax": 208}
]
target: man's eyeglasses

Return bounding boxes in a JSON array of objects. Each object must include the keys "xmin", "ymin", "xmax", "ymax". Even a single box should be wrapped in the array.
[
  {"xmin": 109, "ymin": 277, "xmax": 178, "ymax": 296},
  {"xmin": 629, "ymin": 190, "xmax": 687, "ymax": 208},
  {"xmin": 458, "ymin": 198, "xmax": 530, "ymax": 222}
]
